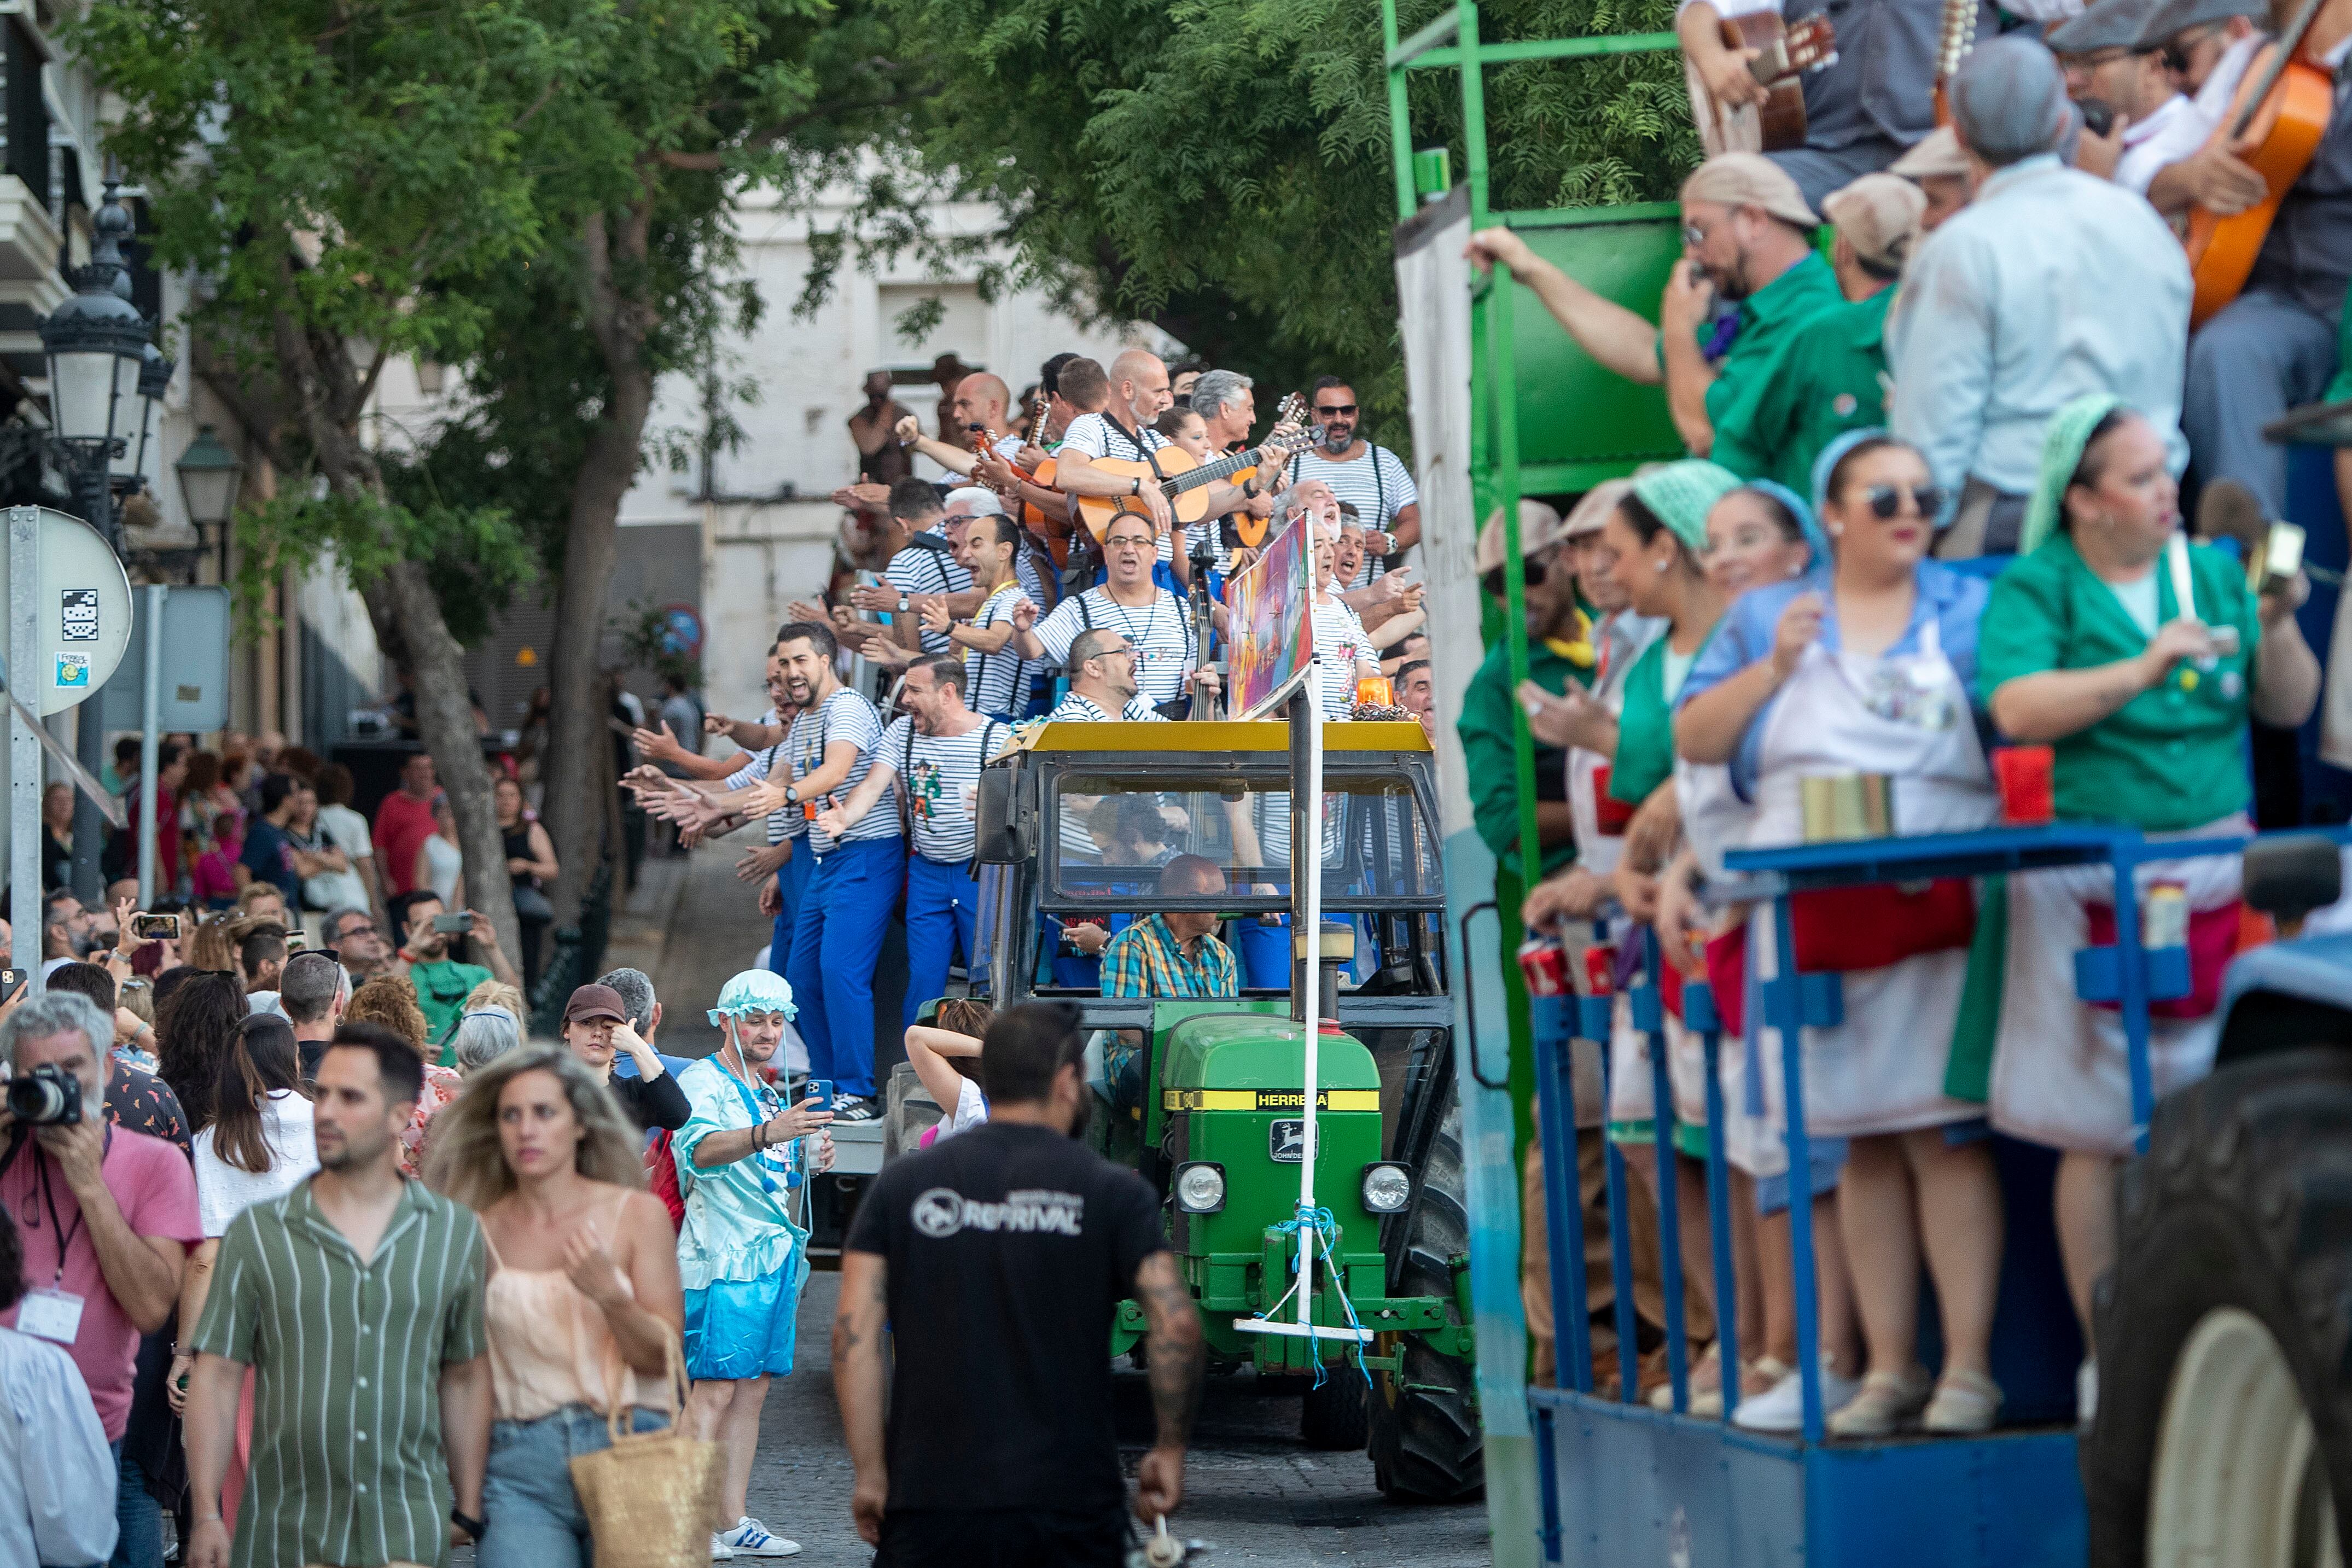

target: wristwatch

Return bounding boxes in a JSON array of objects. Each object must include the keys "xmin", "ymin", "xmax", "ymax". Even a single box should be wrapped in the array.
[
  {"xmin": 784, "ymin": 784, "xmax": 801, "ymax": 806},
  {"xmin": 897, "ymin": 592, "xmax": 911, "ymax": 614}
]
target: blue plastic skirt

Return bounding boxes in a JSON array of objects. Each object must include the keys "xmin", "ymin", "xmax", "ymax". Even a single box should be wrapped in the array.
[{"xmin": 684, "ymin": 1271, "xmax": 801, "ymax": 1380}]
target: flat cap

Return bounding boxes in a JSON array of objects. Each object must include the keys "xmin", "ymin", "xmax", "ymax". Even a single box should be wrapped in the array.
[
  {"xmin": 2049, "ymin": 0, "xmax": 2167, "ymax": 53},
  {"xmin": 1890, "ymin": 126, "xmax": 1971, "ymax": 180},
  {"xmin": 1951, "ymin": 36, "xmax": 2072, "ymax": 164},
  {"xmin": 1561, "ymin": 479, "xmax": 1635, "ymax": 539},
  {"xmin": 2139, "ymin": 0, "xmax": 2264, "ymax": 43},
  {"xmin": 1680, "ymin": 153, "xmax": 1820, "ymax": 230},
  {"xmin": 1823, "ymin": 173, "xmax": 1928, "ymax": 269}
]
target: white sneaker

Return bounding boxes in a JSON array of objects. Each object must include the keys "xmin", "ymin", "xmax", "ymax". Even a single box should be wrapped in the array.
[
  {"xmin": 2077, "ymin": 1358, "xmax": 2099, "ymax": 1429},
  {"xmin": 717, "ymin": 1518, "xmax": 801, "ymax": 1558},
  {"xmin": 1730, "ymin": 1364, "xmax": 1862, "ymax": 1433},
  {"xmin": 710, "ymin": 1534, "xmax": 737, "ymax": 1561}
]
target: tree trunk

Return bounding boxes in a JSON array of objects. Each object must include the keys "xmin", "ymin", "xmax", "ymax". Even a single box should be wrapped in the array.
[
  {"xmin": 542, "ymin": 201, "xmax": 660, "ymax": 928},
  {"xmin": 365, "ymin": 561, "xmax": 524, "ymax": 966}
]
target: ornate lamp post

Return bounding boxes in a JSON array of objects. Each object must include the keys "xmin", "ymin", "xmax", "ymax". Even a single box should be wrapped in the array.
[{"xmin": 37, "ymin": 173, "xmax": 174, "ymax": 897}]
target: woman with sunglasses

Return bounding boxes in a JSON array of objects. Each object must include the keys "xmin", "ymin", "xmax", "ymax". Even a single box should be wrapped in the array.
[
  {"xmin": 1973, "ymin": 395, "xmax": 2316, "ymax": 1423},
  {"xmin": 1677, "ymin": 430, "xmax": 2006, "ymax": 1437}
]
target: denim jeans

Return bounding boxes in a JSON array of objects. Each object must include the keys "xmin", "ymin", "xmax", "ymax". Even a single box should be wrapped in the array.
[
  {"xmin": 479, "ymin": 1403, "xmax": 669, "ymax": 1568},
  {"xmin": 110, "ymin": 1442, "xmax": 159, "ymax": 1568}
]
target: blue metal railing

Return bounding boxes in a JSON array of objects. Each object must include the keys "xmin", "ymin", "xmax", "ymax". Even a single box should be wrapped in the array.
[{"xmin": 1529, "ymin": 819, "xmax": 2348, "ymax": 1447}]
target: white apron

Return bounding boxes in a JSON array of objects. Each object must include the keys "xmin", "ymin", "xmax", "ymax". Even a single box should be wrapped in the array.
[
  {"xmin": 1749, "ymin": 609, "xmax": 1999, "ymax": 1138},
  {"xmin": 1988, "ymin": 814, "xmax": 2246, "ymax": 1155}
]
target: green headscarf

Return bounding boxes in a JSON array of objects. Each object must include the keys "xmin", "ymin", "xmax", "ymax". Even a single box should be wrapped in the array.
[
  {"xmin": 1631, "ymin": 459, "xmax": 1742, "ymax": 556},
  {"xmin": 2020, "ymin": 393, "xmax": 2123, "ymax": 556}
]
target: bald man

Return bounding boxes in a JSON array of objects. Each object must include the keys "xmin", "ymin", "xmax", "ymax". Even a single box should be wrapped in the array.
[
  {"xmin": 895, "ymin": 371, "xmax": 1021, "ymax": 477},
  {"xmin": 1056, "ymin": 349, "xmax": 1265, "ymax": 581}
]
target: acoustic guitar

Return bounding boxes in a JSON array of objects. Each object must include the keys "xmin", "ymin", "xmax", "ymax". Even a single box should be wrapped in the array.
[
  {"xmin": 1685, "ymin": 12, "xmax": 1837, "ymax": 156},
  {"xmin": 1931, "ymin": 0, "xmax": 1977, "ymax": 124},
  {"xmin": 2183, "ymin": 0, "xmax": 2334, "ymax": 328},
  {"xmin": 1070, "ymin": 395, "xmax": 1314, "ymax": 541}
]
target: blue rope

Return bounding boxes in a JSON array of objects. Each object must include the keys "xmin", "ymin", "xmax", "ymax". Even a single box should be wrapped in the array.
[{"xmin": 1272, "ymin": 1204, "xmax": 1375, "ymax": 1391}]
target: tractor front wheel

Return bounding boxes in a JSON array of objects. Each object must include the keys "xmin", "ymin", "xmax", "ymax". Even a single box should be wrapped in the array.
[
  {"xmin": 1368, "ymin": 1069, "xmax": 1483, "ymax": 1502},
  {"xmin": 1300, "ymin": 1372, "xmax": 1370, "ymax": 1450}
]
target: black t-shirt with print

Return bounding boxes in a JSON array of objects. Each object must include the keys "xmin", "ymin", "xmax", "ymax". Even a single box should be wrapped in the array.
[{"xmin": 844, "ymin": 1120, "xmax": 1167, "ymax": 1517}]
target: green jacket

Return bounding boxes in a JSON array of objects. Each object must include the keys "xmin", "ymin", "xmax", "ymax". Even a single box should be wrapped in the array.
[
  {"xmin": 1458, "ymin": 633, "xmax": 1593, "ymax": 879},
  {"xmin": 1712, "ymin": 285, "xmax": 1895, "ymax": 494}
]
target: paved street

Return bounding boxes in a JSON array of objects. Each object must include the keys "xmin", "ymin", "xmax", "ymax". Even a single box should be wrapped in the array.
[{"xmin": 632, "ymin": 838, "xmax": 1494, "ymax": 1566}]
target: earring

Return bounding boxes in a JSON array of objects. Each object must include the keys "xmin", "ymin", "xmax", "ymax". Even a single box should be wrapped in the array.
[
  {"xmin": 1827, "ymin": 523, "xmax": 1844, "ymax": 537},
  {"xmin": 1652, "ymin": 557, "xmax": 1669, "ymax": 574}
]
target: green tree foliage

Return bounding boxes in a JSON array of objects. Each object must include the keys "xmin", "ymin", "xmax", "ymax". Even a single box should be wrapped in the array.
[{"xmin": 868, "ymin": 0, "xmax": 1697, "ymax": 429}]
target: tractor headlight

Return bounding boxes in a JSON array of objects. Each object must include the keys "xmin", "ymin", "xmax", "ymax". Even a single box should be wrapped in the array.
[
  {"xmin": 1174, "ymin": 1162, "xmax": 1227, "ymax": 1214},
  {"xmin": 1361, "ymin": 1162, "xmax": 1412, "ymax": 1214}
]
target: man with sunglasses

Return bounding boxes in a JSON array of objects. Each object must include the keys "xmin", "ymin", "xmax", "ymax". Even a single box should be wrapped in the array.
[
  {"xmin": 1020, "ymin": 514, "xmax": 1218, "ymax": 717},
  {"xmin": 1466, "ymin": 154, "xmax": 1841, "ymax": 467},
  {"xmin": 1286, "ymin": 376, "xmax": 1420, "ymax": 569}
]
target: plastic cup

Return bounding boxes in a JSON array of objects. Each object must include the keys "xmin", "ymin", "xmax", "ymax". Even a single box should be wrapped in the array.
[{"xmin": 1993, "ymin": 745, "xmax": 2056, "ymax": 824}]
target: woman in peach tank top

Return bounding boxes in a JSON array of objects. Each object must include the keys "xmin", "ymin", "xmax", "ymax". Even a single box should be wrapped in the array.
[{"xmin": 426, "ymin": 1046, "xmax": 684, "ymax": 1568}]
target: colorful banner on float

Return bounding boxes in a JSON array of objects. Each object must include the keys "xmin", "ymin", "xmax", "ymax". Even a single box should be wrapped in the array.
[{"xmin": 1226, "ymin": 512, "xmax": 1314, "ymax": 720}]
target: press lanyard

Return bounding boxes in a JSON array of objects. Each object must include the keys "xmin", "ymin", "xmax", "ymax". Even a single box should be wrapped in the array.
[
  {"xmin": 715, "ymin": 1050, "xmax": 796, "ymax": 1193},
  {"xmin": 27, "ymin": 1130, "xmax": 109, "ymax": 1284}
]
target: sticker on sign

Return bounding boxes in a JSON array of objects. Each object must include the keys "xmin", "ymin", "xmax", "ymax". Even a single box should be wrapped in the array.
[
  {"xmin": 54, "ymin": 652, "xmax": 90, "ymax": 688},
  {"xmin": 59, "ymin": 588, "xmax": 98, "ymax": 642}
]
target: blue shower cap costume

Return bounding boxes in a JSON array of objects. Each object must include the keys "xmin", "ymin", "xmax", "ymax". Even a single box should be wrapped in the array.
[
  {"xmin": 707, "ymin": 968, "xmax": 798, "ymax": 1028},
  {"xmin": 678, "ymin": 969, "xmax": 812, "ymax": 1382}
]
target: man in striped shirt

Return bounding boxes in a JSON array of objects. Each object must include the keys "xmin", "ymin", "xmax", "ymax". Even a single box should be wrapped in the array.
[
  {"xmin": 1287, "ymin": 376, "xmax": 1420, "ymax": 564},
  {"xmin": 1022, "ymin": 513, "xmax": 1221, "ymax": 716},
  {"xmin": 741, "ymin": 621, "xmax": 904, "ymax": 1120},
  {"xmin": 925, "ymin": 512, "xmax": 1040, "ymax": 719},
  {"xmin": 184, "ymin": 1023, "xmax": 491, "ymax": 1568},
  {"xmin": 814, "ymin": 655, "xmax": 1011, "ymax": 1027},
  {"xmin": 1044, "ymin": 629, "xmax": 1167, "ymax": 725}
]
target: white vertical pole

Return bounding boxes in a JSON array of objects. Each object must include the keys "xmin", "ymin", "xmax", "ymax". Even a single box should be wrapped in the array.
[
  {"xmin": 136, "ymin": 584, "xmax": 164, "ymax": 906},
  {"xmin": 1297, "ymin": 574, "xmax": 1324, "ymax": 1333},
  {"xmin": 10, "ymin": 509, "xmax": 42, "ymax": 996}
]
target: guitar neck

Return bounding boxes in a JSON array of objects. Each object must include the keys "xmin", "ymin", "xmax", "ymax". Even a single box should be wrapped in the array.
[
  {"xmin": 2232, "ymin": 0, "xmax": 2330, "ymax": 139},
  {"xmin": 1163, "ymin": 447, "xmax": 1268, "ymax": 496}
]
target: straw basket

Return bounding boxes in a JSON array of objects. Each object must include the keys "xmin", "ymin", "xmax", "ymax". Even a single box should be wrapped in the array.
[{"xmin": 568, "ymin": 1335, "xmax": 724, "ymax": 1568}]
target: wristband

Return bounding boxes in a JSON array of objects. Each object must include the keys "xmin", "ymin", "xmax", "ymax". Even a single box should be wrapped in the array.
[{"xmin": 452, "ymin": 1507, "xmax": 487, "ymax": 1541}]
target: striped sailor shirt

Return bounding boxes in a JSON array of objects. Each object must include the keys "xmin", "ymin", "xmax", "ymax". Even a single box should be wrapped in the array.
[{"xmin": 189, "ymin": 1175, "xmax": 488, "ymax": 1568}]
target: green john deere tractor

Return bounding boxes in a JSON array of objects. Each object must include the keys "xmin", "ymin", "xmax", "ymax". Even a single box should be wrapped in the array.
[{"xmin": 885, "ymin": 714, "xmax": 1480, "ymax": 1501}]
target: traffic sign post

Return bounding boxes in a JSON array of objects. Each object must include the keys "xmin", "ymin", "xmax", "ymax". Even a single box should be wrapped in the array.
[{"xmin": 0, "ymin": 505, "xmax": 136, "ymax": 988}]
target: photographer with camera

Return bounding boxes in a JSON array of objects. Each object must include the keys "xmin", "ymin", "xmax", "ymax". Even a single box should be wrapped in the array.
[{"xmin": 0, "ymin": 993, "xmax": 199, "ymax": 1565}]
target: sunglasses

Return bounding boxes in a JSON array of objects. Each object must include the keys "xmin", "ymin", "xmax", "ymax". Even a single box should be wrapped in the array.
[
  {"xmin": 1481, "ymin": 554, "xmax": 1552, "ymax": 599},
  {"xmin": 1862, "ymin": 484, "xmax": 1947, "ymax": 521},
  {"xmin": 1314, "ymin": 403, "xmax": 1357, "ymax": 417}
]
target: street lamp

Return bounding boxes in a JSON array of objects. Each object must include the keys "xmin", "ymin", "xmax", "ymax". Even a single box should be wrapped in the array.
[
  {"xmin": 175, "ymin": 422, "xmax": 244, "ymax": 578},
  {"xmin": 37, "ymin": 170, "xmax": 175, "ymax": 904},
  {"xmin": 39, "ymin": 174, "xmax": 170, "ymax": 546}
]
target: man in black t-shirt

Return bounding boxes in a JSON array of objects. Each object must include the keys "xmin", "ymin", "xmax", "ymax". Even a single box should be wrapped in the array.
[{"xmin": 837, "ymin": 1002, "xmax": 1204, "ymax": 1566}]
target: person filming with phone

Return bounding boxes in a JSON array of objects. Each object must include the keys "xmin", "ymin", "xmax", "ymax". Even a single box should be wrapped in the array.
[
  {"xmin": 390, "ymin": 890, "xmax": 520, "ymax": 1046},
  {"xmin": 0, "ymin": 992, "xmax": 201, "ymax": 1560}
]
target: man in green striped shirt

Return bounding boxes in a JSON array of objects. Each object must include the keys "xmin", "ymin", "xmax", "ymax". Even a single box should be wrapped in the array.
[{"xmin": 183, "ymin": 1024, "xmax": 491, "ymax": 1568}]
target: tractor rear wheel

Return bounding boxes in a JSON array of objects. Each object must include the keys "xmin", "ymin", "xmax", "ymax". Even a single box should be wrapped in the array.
[
  {"xmin": 1369, "ymin": 1066, "xmax": 1483, "ymax": 1502},
  {"xmin": 1300, "ymin": 1372, "xmax": 1370, "ymax": 1449},
  {"xmin": 2086, "ymin": 1046, "xmax": 2352, "ymax": 1568}
]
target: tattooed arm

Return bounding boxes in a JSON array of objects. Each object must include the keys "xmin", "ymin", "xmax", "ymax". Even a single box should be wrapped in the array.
[
  {"xmin": 1132, "ymin": 1249, "xmax": 1204, "ymax": 1523},
  {"xmin": 834, "ymin": 1250, "xmax": 892, "ymax": 1546}
]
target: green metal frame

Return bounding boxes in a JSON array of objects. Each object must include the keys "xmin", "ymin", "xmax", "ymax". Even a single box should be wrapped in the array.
[{"xmin": 1381, "ymin": 0, "xmax": 1685, "ymax": 900}]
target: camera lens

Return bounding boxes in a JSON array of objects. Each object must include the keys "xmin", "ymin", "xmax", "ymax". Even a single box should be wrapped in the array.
[{"xmin": 4, "ymin": 1066, "xmax": 78, "ymax": 1126}]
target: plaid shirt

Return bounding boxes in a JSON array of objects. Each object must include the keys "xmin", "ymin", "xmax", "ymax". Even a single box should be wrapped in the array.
[{"xmin": 1099, "ymin": 913, "xmax": 1237, "ymax": 999}]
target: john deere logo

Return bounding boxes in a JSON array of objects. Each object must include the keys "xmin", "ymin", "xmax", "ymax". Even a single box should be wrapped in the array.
[{"xmin": 1270, "ymin": 1120, "xmax": 1306, "ymax": 1163}]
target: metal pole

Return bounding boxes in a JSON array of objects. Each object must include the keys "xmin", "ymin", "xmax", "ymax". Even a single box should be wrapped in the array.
[
  {"xmin": 137, "ymin": 583, "xmax": 164, "ymax": 906},
  {"xmin": 68, "ymin": 463, "xmax": 112, "ymax": 904},
  {"xmin": 1297, "ymin": 650, "xmax": 1325, "ymax": 1336},
  {"xmin": 10, "ymin": 508, "xmax": 43, "ymax": 996}
]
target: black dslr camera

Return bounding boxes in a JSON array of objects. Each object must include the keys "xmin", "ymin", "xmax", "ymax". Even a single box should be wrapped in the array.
[{"xmin": 4, "ymin": 1064, "xmax": 83, "ymax": 1127}]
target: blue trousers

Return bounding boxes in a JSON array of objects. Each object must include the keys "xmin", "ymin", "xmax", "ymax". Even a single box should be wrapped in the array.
[
  {"xmin": 107, "ymin": 1441, "xmax": 153, "ymax": 1568},
  {"xmin": 905, "ymin": 854, "xmax": 979, "ymax": 1028},
  {"xmin": 785, "ymin": 835, "xmax": 906, "ymax": 1098},
  {"xmin": 769, "ymin": 841, "xmax": 814, "ymax": 976},
  {"xmin": 480, "ymin": 1404, "xmax": 670, "ymax": 1568},
  {"xmin": 2184, "ymin": 288, "xmax": 2339, "ymax": 517}
]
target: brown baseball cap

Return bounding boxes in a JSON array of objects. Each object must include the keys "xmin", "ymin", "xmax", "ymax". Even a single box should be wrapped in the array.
[
  {"xmin": 1679, "ymin": 153, "xmax": 1819, "ymax": 231},
  {"xmin": 563, "ymin": 983, "xmax": 627, "ymax": 1027},
  {"xmin": 1890, "ymin": 126, "xmax": 1970, "ymax": 182}
]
